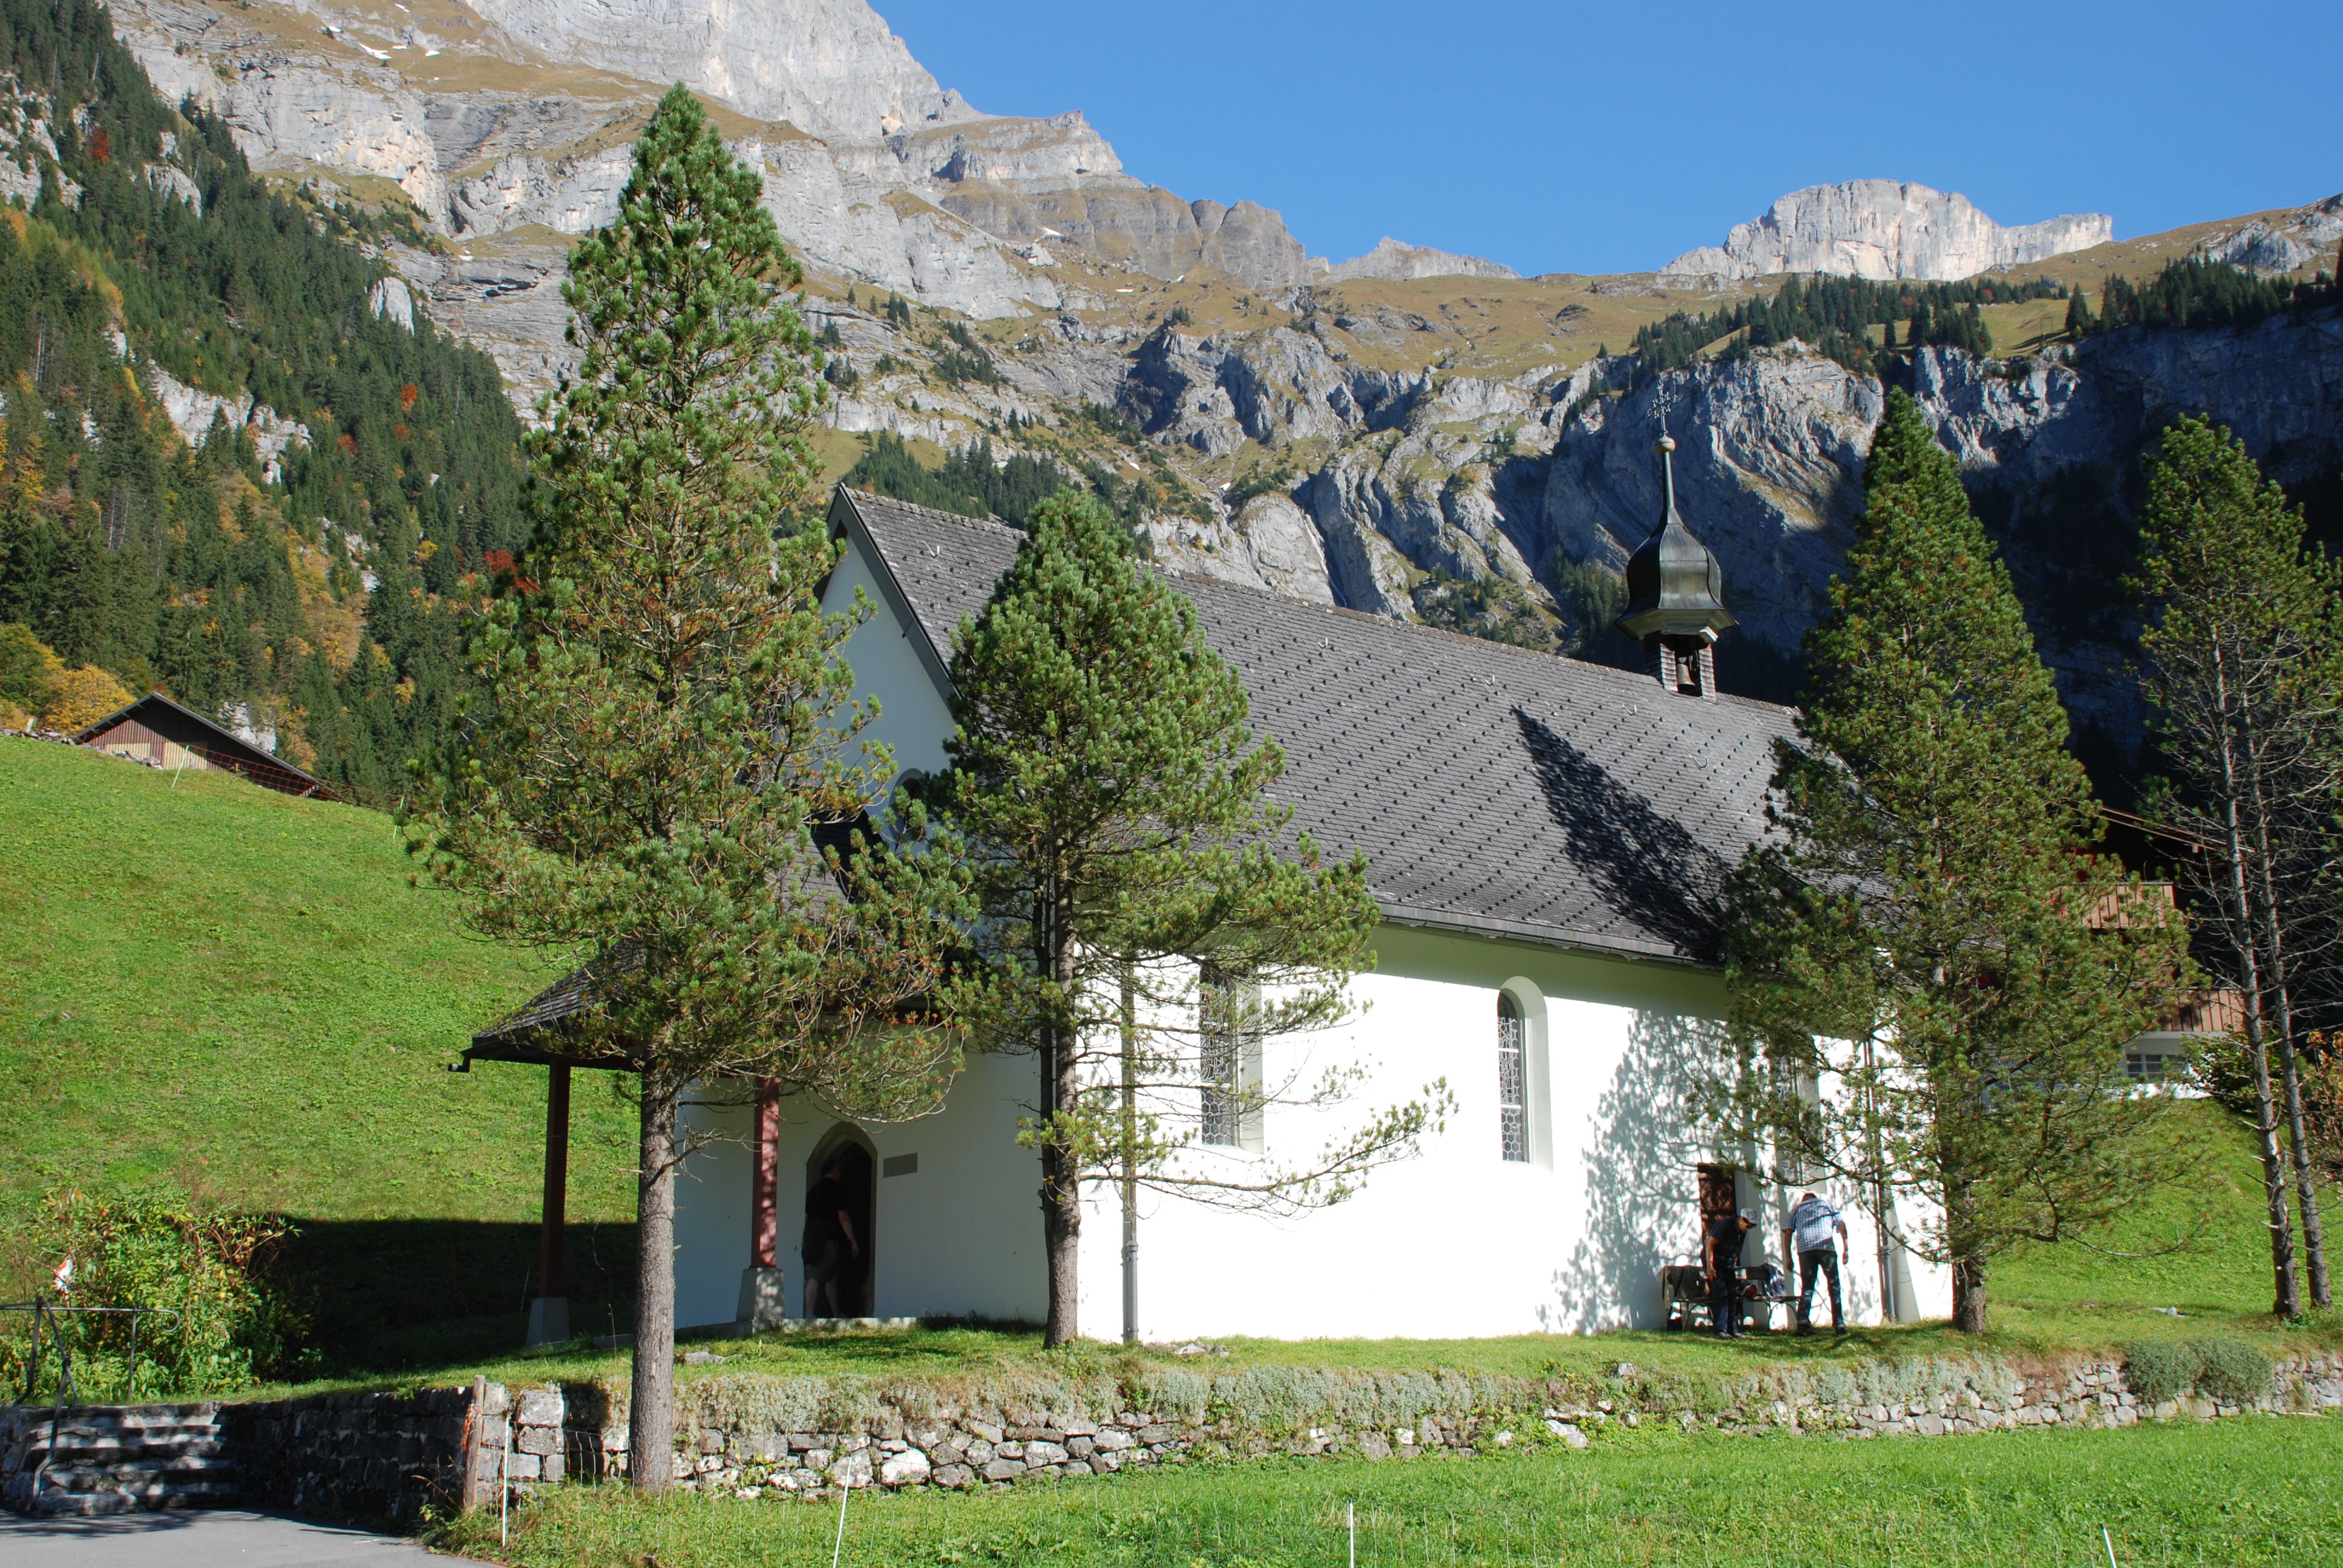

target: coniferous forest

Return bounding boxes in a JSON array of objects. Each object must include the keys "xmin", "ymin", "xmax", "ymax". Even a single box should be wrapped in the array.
[{"xmin": 0, "ymin": 0, "xmax": 525, "ymax": 797}]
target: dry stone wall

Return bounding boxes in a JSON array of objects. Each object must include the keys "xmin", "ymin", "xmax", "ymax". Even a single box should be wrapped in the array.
[
  {"xmin": 483, "ymin": 1348, "xmax": 2343, "ymax": 1498},
  {"xmin": 25, "ymin": 1349, "xmax": 2325, "ymax": 1518},
  {"xmin": 213, "ymin": 1384, "xmax": 496, "ymax": 1521}
]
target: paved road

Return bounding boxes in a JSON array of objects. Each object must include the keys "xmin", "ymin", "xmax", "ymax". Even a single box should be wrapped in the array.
[{"xmin": 0, "ymin": 1509, "xmax": 493, "ymax": 1568}]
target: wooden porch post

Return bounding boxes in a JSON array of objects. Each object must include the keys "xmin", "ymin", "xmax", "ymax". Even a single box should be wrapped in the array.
[
  {"xmin": 752, "ymin": 1079, "xmax": 780, "ymax": 1268},
  {"xmin": 525, "ymin": 1063, "xmax": 572, "ymax": 1345},
  {"xmin": 737, "ymin": 1079, "xmax": 786, "ymax": 1329}
]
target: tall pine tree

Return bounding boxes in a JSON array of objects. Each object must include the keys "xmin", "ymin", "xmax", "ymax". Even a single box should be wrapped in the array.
[
  {"xmin": 409, "ymin": 87, "xmax": 965, "ymax": 1488},
  {"xmin": 2135, "ymin": 416, "xmax": 2338, "ymax": 1315},
  {"xmin": 932, "ymin": 491, "xmax": 1438, "ymax": 1347},
  {"xmin": 1720, "ymin": 390, "xmax": 2189, "ymax": 1333}
]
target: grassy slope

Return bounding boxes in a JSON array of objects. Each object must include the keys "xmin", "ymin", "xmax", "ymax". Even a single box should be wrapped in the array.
[
  {"xmin": 0, "ymin": 739, "xmax": 641, "ymax": 1362},
  {"xmin": 448, "ymin": 1412, "xmax": 2343, "ymax": 1568}
]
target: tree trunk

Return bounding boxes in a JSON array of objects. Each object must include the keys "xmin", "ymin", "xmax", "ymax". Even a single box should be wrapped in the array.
[
  {"xmin": 1950, "ymin": 1255, "xmax": 1988, "ymax": 1334},
  {"xmin": 1039, "ymin": 870, "xmax": 1083, "ymax": 1347},
  {"xmin": 1119, "ymin": 965, "xmax": 1139, "ymax": 1346},
  {"xmin": 2210, "ymin": 657, "xmax": 2301, "ymax": 1319},
  {"xmin": 629, "ymin": 1074, "xmax": 679, "ymax": 1492},
  {"xmin": 2276, "ymin": 1033, "xmax": 2332, "ymax": 1308},
  {"xmin": 2246, "ymin": 730, "xmax": 2330, "ymax": 1308}
]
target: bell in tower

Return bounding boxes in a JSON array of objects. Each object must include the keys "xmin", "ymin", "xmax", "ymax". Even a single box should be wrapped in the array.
[{"xmin": 1614, "ymin": 433, "xmax": 1735, "ymax": 698}]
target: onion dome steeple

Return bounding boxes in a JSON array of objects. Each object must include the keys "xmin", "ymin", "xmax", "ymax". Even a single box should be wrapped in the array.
[{"xmin": 1614, "ymin": 433, "xmax": 1735, "ymax": 697}]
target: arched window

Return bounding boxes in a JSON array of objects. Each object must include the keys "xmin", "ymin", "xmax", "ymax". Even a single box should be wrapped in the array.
[{"xmin": 1498, "ymin": 991, "xmax": 1528, "ymax": 1162}]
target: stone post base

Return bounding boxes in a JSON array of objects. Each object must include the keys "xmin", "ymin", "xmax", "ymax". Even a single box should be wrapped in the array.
[
  {"xmin": 525, "ymin": 1295, "xmax": 571, "ymax": 1347},
  {"xmin": 737, "ymin": 1266, "xmax": 787, "ymax": 1330}
]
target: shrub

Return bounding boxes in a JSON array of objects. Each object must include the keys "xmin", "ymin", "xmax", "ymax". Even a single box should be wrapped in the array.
[
  {"xmin": 2191, "ymin": 1338, "xmax": 2273, "ymax": 1404},
  {"xmin": 0, "ymin": 622, "xmax": 66, "ymax": 714},
  {"xmin": 41, "ymin": 665, "xmax": 134, "ymax": 733},
  {"xmin": 1, "ymin": 1186, "xmax": 306, "ymax": 1400},
  {"xmin": 2120, "ymin": 1338, "xmax": 2273, "ymax": 1406},
  {"xmin": 2119, "ymin": 1340, "xmax": 2198, "ymax": 1405}
]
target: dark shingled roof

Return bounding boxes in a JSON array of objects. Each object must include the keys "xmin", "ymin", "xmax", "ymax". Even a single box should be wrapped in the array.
[
  {"xmin": 833, "ymin": 488, "xmax": 1801, "ymax": 967},
  {"xmin": 73, "ymin": 691, "xmax": 336, "ymax": 800}
]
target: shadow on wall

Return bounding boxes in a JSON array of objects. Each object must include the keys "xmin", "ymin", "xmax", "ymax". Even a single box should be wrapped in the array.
[
  {"xmin": 272, "ymin": 1218, "xmax": 638, "ymax": 1373},
  {"xmin": 1544, "ymin": 1011, "xmax": 1722, "ymax": 1331},
  {"xmin": 1513, "ymin": 711, "xmax": 1731, "ymax": 961}
]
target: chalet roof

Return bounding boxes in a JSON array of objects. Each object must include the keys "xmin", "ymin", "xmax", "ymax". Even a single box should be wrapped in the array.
[
  {"xmin": 73, "ymin": 691, "xmax": 336, "ymax": 800},
  {"xmin": 833, "ymin": 488, "xmax": 1800, "ymax": 967}
]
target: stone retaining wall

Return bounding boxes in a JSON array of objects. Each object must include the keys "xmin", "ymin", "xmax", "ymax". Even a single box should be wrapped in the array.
[
  {"xmin": 483, "ymin": 1348, "xmax": 2343, "ymax": 1498},
  {"xmin": 137, "ymin": 1347, "xmax": 2340, "ymax": 1517},
  {"xmin": 216, "ymin": 1383, "xmax": 498, "ymax": 1520}
]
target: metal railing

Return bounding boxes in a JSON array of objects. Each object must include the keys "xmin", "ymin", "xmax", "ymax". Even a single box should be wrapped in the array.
[{"xmin": 2, "ymin": 1299, "xmax": 183, "ymax": 1501}]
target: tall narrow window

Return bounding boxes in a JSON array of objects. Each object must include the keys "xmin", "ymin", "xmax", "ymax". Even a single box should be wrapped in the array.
[
  {"xmin": 1498, "ymin": 991, "xmax": 1528, "ymax": 1162},
  {"xmin": 1199, "ymin": 967, "xmax": 1256, "ymax": 1149}
]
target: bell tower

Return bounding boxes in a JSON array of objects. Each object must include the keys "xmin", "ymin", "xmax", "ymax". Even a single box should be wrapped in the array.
[{"xmin": 1614, "ymin": 432, "xmax": 1735, "ymax": 698}]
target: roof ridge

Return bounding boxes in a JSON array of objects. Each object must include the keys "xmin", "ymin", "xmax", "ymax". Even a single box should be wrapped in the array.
[
  {"xmin": 838, "ymin": 483, "xmax": 1798, "ymax": 716},
  {"xmin": 838, "ymin": 486, "xmax": 1024, "ymax": 539}
]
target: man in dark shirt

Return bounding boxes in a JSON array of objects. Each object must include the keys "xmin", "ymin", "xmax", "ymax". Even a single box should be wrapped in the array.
[
  {"xmin": 1709, "ymin": 1207, "xmax": 1755, "ymax": 1339},
  {"xmin": 801, "ymin": 1155, "xmax": 861, "ymax": 1318}
]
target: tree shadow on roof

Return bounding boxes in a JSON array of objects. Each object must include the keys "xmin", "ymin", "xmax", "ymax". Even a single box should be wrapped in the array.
[{"xmin": 1513, "ymin": 709, "xmax": 1730, "ymax": 962}]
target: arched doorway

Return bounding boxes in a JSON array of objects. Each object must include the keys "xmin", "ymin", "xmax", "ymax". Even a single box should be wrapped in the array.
[{"xmin": 804, "ymin": 1124, "xmax": 876, "ymax": 1317}]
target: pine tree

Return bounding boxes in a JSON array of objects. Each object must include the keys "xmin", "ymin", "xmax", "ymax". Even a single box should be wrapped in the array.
[
  {"xmin": 408, "ymin": 86, "xmax": 965, "ymax": 1489},
  {"xmin": 2065, "ymin": 286, "xmax": 2096, "ymax": 338},
  {"xmin": 1720, "ymin": 390, "xmax": 2189, "ymax": 1333},
  {"xmin": 932, "ymin": 491, "xmax": 1441, "ymax": 1347},
  {"xmin": 2135, "ymin": 416, "xmax": 2338, "ymax": 1314},
  {"xmin": 1907, "ymin": 302, "xmax": 1931, "ymax": 347}
]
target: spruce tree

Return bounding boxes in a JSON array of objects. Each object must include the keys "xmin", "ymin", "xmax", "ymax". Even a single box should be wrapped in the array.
[
  {"xmin": 1721, "ymin": 390, "xmax": 2189, "ymax": 1333},
  {"xmin": 933, "ymin": 491, "xmax": 1439, "ymax": 1347},
  {"xmin": 409, "ymin": 87, "xmax": 963, "ymax": 1488},
  {"xmin": 2135, "ymin": 416, "xmax": 2339, "ymax": 1314},
  {"xmin": 2065, "ymin": 286, "xmax": 2095, "ymax": 338}
]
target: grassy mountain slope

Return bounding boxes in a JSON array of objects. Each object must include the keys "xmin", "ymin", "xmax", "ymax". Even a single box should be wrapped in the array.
[
  {"xmin": 0, "ymin": 0, "xmax": 526, "ymax": 800},
  {"xmin": 0, "ymin": 738, "xmax": 641, "ymax": 1365}
]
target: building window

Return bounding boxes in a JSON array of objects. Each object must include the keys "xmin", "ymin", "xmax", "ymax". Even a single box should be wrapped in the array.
[
  {"xmin": 1498, "ymin": 991, "xmax": 1528, "ymax": 1162},
  {"xmin": 1200, "ymin": 967, "xmax": 1258, "ymax": 1149},
  {"xmin": 2126, "ymin": 1048, "xmax": 2180, "ymax": 1085}
]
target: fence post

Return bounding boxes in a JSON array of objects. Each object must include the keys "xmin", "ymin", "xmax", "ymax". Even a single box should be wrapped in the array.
[{"xmin": 460, "ymin": 1375, "xmax": 490, "ymax": 1513}]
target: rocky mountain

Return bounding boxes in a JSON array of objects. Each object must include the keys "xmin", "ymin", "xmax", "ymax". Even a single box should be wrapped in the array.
[
  {"xmin": 1662, "ymin": 180, "xmax": 2112, "ymax": 283},
  {"xmin": 11, "ymin": 0, "xmax": 2343, "ymax": 803},
  {"xmin": 1320, "ymin": 238, "xmax": 1519, "ymax": 283},
  {"xmin": 100, "ymin": 0, "xmax": 1322, "ymax": 408},
  {"xmin": 2192, "ymin": 199, "xmax": 2343, "ymax": 275}
]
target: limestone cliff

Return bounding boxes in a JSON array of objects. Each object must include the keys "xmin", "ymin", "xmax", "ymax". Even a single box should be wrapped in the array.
[
  {"xmin": 461, "ymin": 0, "xmax": 972, "ymax": 142},
  {"xmin": 1662, "ymin": 180, "xmax": 2112, "ymax": 283},
  {"xmin": 1319, "ymin": 238, "xmax": 1518, "ymax": 283},
  {"xmin": 103, "ymin": 0, "xmax": 1317, "ymax": 332}
]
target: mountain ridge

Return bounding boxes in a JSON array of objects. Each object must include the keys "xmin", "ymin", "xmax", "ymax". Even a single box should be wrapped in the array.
[{"xmin": 1662, "ymin": 179, "xmax": 2113, "ymax": 283}]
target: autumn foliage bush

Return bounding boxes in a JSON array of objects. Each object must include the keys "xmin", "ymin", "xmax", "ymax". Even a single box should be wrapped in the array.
[{"xmin": 1, "ymin": 1185, "xmax": 307, "ymax": 1400}]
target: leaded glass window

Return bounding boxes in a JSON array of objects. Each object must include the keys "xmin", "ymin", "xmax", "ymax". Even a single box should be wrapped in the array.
[{"xmin": 1498, "ymin": 991, "xmax": 1528, "ymax": 1162}]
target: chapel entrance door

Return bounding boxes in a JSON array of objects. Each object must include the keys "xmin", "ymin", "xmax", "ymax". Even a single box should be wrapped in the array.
[{"xmin": 805, "ymin": 1128, "xmax": 876, "ymax": 1317}]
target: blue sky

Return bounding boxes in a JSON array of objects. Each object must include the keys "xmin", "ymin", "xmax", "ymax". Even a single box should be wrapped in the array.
[{"xmin": 873, "ymin": 0, "xmax": 2342, "ymax": 277}]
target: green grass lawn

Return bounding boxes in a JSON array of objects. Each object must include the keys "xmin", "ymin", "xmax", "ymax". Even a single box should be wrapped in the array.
[
  {"xmin": 437, "ymin": 1410, "xmax": 2343, "ymax": 1567},
  {"xmin": 0, "ymin": 740, "xmax": 640, "ymax": 1364}
]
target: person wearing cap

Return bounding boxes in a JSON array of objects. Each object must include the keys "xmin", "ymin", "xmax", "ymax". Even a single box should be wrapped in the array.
[
  {"xmin": 1708, "ymin": 1207, "xmax": 1755, "ymax": 1339},
  {"xmin": 1789, "ymin": 1190, "xmax": 1850, "ymax": 1334}
]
